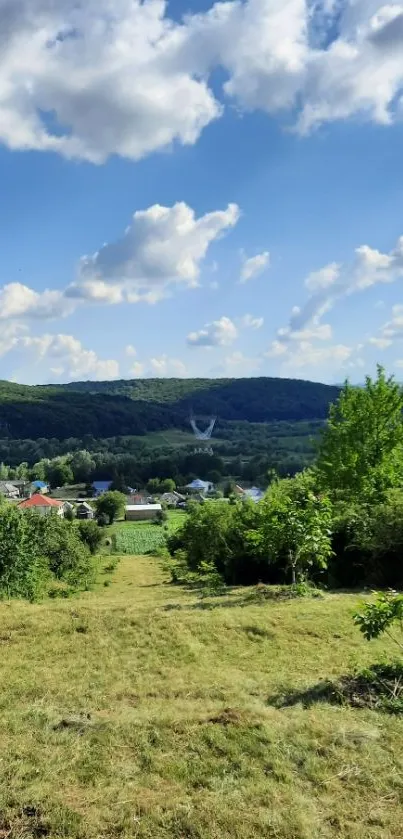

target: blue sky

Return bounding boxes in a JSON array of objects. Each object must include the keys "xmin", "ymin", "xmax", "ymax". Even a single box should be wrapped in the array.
[{"xmin": 1, "ymin": 0, "xmax": 403, "ymax": 385}]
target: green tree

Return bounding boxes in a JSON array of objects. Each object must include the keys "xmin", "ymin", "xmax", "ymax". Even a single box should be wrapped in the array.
[
  {"xmin": 31, "ymin": 460, "xmax": 48, "ymax": 481},
  {"xmin": 0, "ymin": 462, "xmax": 9, "ymax": 480},
  {"xmin": 46, "ymin": 460, "xmax": 74, "ymax": 489},
  {"xmin": 259, "ymin": 475, "xmax": 333, "ymax": 584},
  {"xmin": 317, "ymin": 366, "xmax": 403, "ymax": 501},
  {"xmin": 95, "ymin": 491, "xmax": 126, "ymax": 525},
  {"xmin": 15, "ymin": 461, "xmax": 29, "ymax": 480},
  {"xmin": 77, "ymin": 520, "xmax": 104, "ymax": 554},
  {"xmin": 161, "ymin": 478, "xmax": 176, "ymax": 493},
  {"xmin": 70, "ymin": 450, "xmax": 96, "ymax": 483}
]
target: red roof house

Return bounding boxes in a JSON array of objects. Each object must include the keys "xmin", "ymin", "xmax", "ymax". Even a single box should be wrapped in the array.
[{"xmin": 18, "ymin": 494, "xmax": 65, "ymax": 517}]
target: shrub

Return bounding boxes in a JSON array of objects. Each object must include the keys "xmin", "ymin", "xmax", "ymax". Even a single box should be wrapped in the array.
[
  {"xmin": 77, "ymin": 520, "xmax": 104, "ymax": 555},
  {"xmin": 156, "ymin": 507, "xmax": 168, "ymax": 524},
  {"xmin": 37, "ymin": 516, "xmax": 96, "ymax": 589},
  {"xmin": 329, "ymin": 495, "xmax": 403, "ymax": 589},
  {"xmin": 0, "ymin": 506, "xmax": 50, "ymax": 601}
]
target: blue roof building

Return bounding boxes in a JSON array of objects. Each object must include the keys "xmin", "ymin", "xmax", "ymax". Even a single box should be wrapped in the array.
[
  {"xmin": 186, "ymin": 479, "xmax": 214, "ymax": 494},
  {"xmin": 92, "ymin": 480, "xmax": 113, "ymax": 496}
]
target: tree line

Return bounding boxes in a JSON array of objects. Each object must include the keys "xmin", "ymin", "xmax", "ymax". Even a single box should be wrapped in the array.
[
  {"xmin": 0, "ymin": 376, "xmax": 338, "ymax": 439},
  {"xmin": 168, "ymin": 367, "xmax": 403, "ymax": 591}
]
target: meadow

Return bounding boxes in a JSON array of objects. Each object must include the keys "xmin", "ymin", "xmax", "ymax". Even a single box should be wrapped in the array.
[{"xmin": 0, "ymin": 552, "xmax": 402, "ymax": 838}]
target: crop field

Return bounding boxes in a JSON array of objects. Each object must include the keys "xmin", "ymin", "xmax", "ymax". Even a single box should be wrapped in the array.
[
  {"xmin": 112, "ymin": 511, "xmax": 185, "ymax": 555},
  {"xmin": 113, "ymin": 524, "xmax": 166, "ymax": 555}
]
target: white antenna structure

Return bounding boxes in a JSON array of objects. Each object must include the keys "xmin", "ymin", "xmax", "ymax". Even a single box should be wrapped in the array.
[{"xmin": 190, "ymin": 414, "xmax": 216, "ymax": 441}]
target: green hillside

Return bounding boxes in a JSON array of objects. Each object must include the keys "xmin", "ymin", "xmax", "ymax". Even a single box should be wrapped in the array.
[
  {"xmin": 0, "ymin": 553, "xmax": 400, "ymax": 839},
  {"xmin": 0, "ymin": 377, "xmax": 340, "ymax": 440}
]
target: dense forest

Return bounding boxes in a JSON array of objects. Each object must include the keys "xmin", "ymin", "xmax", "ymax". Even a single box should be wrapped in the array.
[{"xmin": 0, "ymin": 377, "xmax": 340, "ymax": 440}]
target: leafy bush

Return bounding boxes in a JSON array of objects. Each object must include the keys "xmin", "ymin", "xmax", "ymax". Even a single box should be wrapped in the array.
[
  {"xmin": 156, "ymin": 507, "xmax": 168, "ymax": 524},
  {"xmin": 168, "ymin": 476, "xmax": 333, "ymax": 588},
  {"xmin": 330, "ymin": 495, "xmax": 403, "ymax": 588},
  {"xmin": 35, "ymin": 515, "xmax": 96, "ymax": 590},
  {"xmin": 0, "ymin": 505, "xmax": 50, "ymax": 601},
  {"xmin": 77, "ymin": 520, "xmax": 104, "ymax": 554},
  {"xmin": 354, "ymin": 591, "xmax": 403, "ymax": 651}
]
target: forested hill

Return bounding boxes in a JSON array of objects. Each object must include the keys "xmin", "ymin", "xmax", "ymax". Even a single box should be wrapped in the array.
[{"xmin": 0, "ymin": 377, "xmax": 340, "ymax": 440}]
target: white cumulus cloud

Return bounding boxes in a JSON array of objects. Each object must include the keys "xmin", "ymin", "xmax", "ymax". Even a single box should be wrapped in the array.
[
  {"xmin": 187, "ymin": 316, "xmax": 238, "ymax": 347},
  {"xmin": 11, "ymin": 332, "xmax": 119, "ymax": 381},
  {"xmin": 1, "ymin": 0, "xmax": 403, "ymax": 164},
  {"xmin": 0, "ymin": 200, "xmax": 240, "ymax": 320},
  {"xmin": 68, "ymin": 201, "xmax": 240, "ymax": 302}
]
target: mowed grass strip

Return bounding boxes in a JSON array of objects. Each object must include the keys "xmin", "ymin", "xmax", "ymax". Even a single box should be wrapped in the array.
[{"xmin": 0, "ymin": 556, "xmax": 402, "ymax": 838}]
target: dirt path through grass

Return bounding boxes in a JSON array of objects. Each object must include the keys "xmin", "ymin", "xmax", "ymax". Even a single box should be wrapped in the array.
[{"xmin": 0, "ymin": 556, "xmax": 402, "ymax": 838}]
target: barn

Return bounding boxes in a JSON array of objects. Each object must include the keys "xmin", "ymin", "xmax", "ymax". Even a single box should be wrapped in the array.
[{"xmin": 125, "ymin": 504, "xmax": 162, "ymax": 521}]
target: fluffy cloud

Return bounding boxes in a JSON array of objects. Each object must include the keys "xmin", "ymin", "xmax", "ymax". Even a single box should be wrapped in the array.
[
  {"xmin": 304, "ymin": 263, "xmax": 340, "ymax": 292},
  {"xmin": 0, "ymin": 200, "xmax": 239, "ymax": 320},
  {"xmin": 281, "ymin": 342, "xmax": 354, "ymax": 370},
  {"xmin": 0, "ymin": 0, "xmax": 220, "ymax": 164},
  {"xmin": 370, "ymin": 304, "xmax": 403, "ymax": 349},
  {"xmin": 187, "ymin": 316, "xmax": 238, "ymax": 347},
  {"xmin": 9, "ymin": 332, "xmax": 119, "ymax": 380},
  {"xmin": 0, "ymin": 283, "xmax": 73, "ymax": 320},
  {"xmin": 2, "ymin": 1, "xmax": 402, "ymax": 163},
  {"xmin": 240, "ymin": 251, "xmax": 270, "ymax": 283},
  {"xmin": 71, "ymin": 202, "xmax": 239, "ymax": 301},
  {"xmin": 241, "ymin": 314, "xmax": 264, "ymax": 329}
]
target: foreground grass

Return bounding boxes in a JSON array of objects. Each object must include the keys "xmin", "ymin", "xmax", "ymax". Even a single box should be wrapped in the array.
[{"xmin": 0, "ymin": 559, "xmax": 402, "ymax": 838}]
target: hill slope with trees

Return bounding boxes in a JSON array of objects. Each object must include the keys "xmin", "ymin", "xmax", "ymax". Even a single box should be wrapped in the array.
[{"xmin": 0, "ymin": 377, "xmax": 340, "ymax": 440}]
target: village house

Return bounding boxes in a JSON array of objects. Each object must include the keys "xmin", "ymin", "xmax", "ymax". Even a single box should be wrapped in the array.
[
  {"xmin": 76, "ymin": 501, "xmax": 95, "ymax": 520},
  {"xmin": 92, "ymin": 481, "xmax": 113, "ymax": 497},
  {"xmin": 31, "ymin": 480, "xmax": 49, "ymax": 494},
  {"xmin": 186, "ymin": 479, "xmax": 214, "ymax": 495},
  {"xmin": 18, "ymin": 494, "xmax": 67, "ymax": 517},
  {"xmin": 0, "ymin": 481, "xmax": 20, "ymax": 500},
  {"xmin": 160, "ymin": 491, "xmax": 185, "ymax": 507}
]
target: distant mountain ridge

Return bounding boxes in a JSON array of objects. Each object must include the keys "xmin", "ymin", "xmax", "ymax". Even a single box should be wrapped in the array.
[{"xmin": 0, "ymin": 377, "xmax": 340, "ymax": 440}]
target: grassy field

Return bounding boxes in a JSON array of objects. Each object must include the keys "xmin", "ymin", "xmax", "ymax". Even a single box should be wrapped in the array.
[{"xmin": 0, "ymin": 556, "xmax": 402, "ymax": 838}]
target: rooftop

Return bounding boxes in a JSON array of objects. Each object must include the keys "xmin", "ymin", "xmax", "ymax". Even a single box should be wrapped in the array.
[
  {"xmin": 125, "ymin": 504, "xmax": 162, "ymax": 512},
  {"xmin": 19, "ymin": 494, "xmax": 63, "ymax": 509}
]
